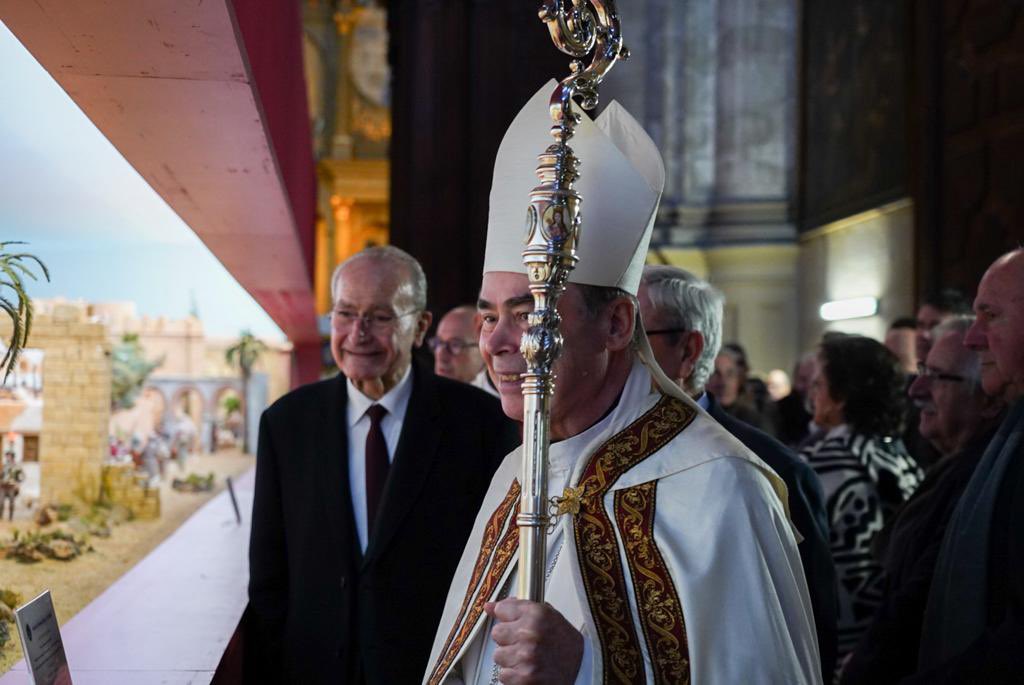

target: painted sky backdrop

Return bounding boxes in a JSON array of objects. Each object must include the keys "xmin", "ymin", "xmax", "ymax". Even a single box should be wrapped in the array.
[{"xmin": 0, "ymin": 21, "xmax": 286, "ymax": 341}]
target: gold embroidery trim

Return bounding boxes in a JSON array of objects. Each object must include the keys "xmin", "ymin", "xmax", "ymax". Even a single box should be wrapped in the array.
[
  {"xmin": 573, "ymin": 395, "xmax": 695, "ymax": 684},
  {"xmin": 427, "ymin": 479, "xmax": 520, "ymax": 685},
  {"xmin": 615, "ymin": 482, "xmax": 690, "ymax": 684}
]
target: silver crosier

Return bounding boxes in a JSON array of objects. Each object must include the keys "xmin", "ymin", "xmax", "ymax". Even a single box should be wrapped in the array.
[{"xmin": 517, "ymin": 0, "xmax": 629, "ymax": 603}]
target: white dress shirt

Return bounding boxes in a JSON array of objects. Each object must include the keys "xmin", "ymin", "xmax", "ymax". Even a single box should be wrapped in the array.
[
  {"xmin": 471, "ymin": 369, "xmax": 499, "ymax": 398},
  {"xmin": 346, "ymin": 366, "xmax": 414, "ymax": 552}
]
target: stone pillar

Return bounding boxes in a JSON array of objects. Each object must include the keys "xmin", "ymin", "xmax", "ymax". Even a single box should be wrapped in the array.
[
  {"xmin": 604, "ymin": 0, "xmax": 800, "ymax": 373},
  {"xmin": 0, "ymin": 305, "xmax": 111, "ymax": 503},
  {"xmin": 200, "ymin": 412, "xmax": 215, "ymax": 454},
  {"xmin": 245, "ymin": 373, "xmax": 268, "ymax": 456},
  {"xmin": 705, "ymin": 245, "xmax": 800, "ymax": 374}
]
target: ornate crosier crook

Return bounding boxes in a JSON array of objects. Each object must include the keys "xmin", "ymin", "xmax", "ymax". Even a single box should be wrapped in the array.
[{"xmin": 517, "ymin": 0, "xmax": 629, "ymax": 602}]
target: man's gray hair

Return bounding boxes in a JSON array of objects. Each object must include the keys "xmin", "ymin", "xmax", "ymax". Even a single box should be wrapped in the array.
[
  {"xmin": 641, "ymin": 265, "xmax": 725, "ymax": 391},
  {"xmin": 932, "ymin": 315, "xmax": 982, "ymax": 391},
  {"xmin": 331, "ymin": 245, "xmax": 428, "ymax": 311}
]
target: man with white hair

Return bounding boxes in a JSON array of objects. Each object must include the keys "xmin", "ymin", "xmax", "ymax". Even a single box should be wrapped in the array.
[
  {"xmin": 247, "ymin": 246, "xmax": 518, "ymax": 683},
  {"xmin": 909, "ymin": 249, "xmax": 1024, "ymax": 683},
  {"xmin": 639, "ymin": 264, "xmax": 837, "ymax": 682},
  {"xmin": 424, "ymin": 82, "xmax": 819, "ymax": 684}
]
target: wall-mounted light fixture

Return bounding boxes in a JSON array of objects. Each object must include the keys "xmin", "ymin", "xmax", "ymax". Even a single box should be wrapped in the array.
[{"xmin": 819, "ymin": 296, "xmax": 878, "ymax": 321}]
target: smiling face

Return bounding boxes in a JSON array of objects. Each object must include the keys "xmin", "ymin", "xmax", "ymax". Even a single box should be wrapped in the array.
[
  {"xmin": 965, "ymin": 251, "xmax": 1024, "ymax": 401},
  {"xmin": 477, "ymin": 271, "xmax": 634, "ymax": 439},
  {"xmin": 330, "ymin": 257, "xmax": 431, "ymax": 399}
]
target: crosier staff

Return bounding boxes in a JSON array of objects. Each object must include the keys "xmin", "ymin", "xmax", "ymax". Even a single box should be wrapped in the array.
[{"xmin": 517, "ymin": 0, "xmax": 629, "ymax": 602}]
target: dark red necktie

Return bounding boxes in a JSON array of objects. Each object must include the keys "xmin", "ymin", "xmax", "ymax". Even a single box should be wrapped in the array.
[{"xmin": 364, "ymin": 404, "xmax": 390, "ymax": 537}]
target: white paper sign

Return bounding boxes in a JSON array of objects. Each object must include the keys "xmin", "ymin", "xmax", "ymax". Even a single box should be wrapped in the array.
[{"xmin": 15, "ymin": 590, "xmax": 72, "ymax": 685}]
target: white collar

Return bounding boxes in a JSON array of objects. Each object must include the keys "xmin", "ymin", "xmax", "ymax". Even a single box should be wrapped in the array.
[
  {"xmin": 695, "ymin": 391, "xmax": 710, "ymax": 410},
  {"xmin": 547, "ymin": 360, "xmax": 653, "ymax": 477},
  {"xmin": 346, "ymin": 364, "xmax": 414, "ymax": 426}
]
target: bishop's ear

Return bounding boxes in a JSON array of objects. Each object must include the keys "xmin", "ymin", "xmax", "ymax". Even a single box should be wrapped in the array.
[{"xmin": 605, "ymin": 296, "xmax": 637, "ymax": 352}]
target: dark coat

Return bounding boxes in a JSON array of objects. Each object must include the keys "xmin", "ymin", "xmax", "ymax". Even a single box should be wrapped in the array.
[
  {"xmin": 776, "ymin": 390, "xmax": 812, "ymax": 447},
  {"xmin": 245, "ymin": 360, "xmax": 520, "ymax": 684},
  {"xmin": 706, "ymin": 392, "xmax": 838, "ymax": 682},
  {"xmin": 902, "ymin": 411, "xmax": 1024, "ymax": 684},
  {"xmin": 841, "ymin": 429, "xmax": 992, "ymax": 684}
]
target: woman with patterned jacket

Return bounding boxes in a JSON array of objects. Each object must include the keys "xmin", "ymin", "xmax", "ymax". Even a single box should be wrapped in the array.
[{"xmin": 801, "ymin": 334, "xmax": 924, "ymax": 674}]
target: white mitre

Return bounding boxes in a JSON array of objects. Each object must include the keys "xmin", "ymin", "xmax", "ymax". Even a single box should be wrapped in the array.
[{"xmin": 483, "ymin": 79, "xmax": 665, "ymax": 296}]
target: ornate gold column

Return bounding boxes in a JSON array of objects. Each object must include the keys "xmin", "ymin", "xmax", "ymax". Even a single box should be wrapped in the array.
[{"xmin": 304, "ymin": 1, "xmax": 391, "ymax": 316}]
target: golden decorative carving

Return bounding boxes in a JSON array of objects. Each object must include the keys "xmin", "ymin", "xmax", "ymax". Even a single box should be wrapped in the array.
[{"xmin": 427, "ymin": 480, "xmax": 522, "ymax": 685}]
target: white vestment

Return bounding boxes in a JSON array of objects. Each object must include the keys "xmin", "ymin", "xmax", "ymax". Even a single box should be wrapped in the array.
[{"xmin": 423, "ymin": 361, "xmax": 821, "ymax": 685}]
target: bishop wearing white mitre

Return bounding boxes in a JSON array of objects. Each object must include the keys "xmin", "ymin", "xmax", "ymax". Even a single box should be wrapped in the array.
[{"xmin": 423, "ymin": 81, "xmax": 821, "ymax": 685}]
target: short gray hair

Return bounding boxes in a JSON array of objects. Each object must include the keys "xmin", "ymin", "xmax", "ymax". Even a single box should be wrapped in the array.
[
  {"xmin": 331, "ymin": 245, "xmax": 428, "ymax": 311},
  {"xmin": 641, "ymin": 265, "xmax": 725, "ymax": 392},
  {"xmin": 577, "ymin": 284, "xmax": 632, "ymax": 318},
  {"xmin": 931, "ymin": 315, "xmax": 982, "ymax": 391}
]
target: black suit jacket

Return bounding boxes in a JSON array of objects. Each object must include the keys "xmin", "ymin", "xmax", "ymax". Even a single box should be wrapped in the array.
[
  {"xmin": 245, "ymin": 360, "xmax": 519, "ymax": 684},
  {"xmin": 706, "ymin": 392, "xmax": 838, "ymax": 681}
]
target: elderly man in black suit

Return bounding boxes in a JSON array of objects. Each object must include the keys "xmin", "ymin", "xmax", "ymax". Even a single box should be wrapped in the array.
[
  {"xmin": 639, "ymin": 264, "xmax": 838, "ymax": 682},
  {"xmin": 246, "ymin": 246, "xmax": 519, "ymax": 684}
]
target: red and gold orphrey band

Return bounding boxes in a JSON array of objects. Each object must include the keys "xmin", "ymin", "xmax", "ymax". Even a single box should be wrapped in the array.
[
  {"xmin": 427, "ymin": 479, "xmax": 521, "ymax": 685},
  {"xmin": 573, "ymin": 395, "xmax": 695, "ymax": 685},
  {"xmin": 428, "ymin": 395, "xmax": 694, "ymax": 684},
  {"xmin": 615, "ymin": 482, "xmax": 691, "ymax": 684}
]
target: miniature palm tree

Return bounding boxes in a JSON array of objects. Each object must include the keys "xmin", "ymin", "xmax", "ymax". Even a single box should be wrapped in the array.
[
  {"xmin": 110, "ymin": 333, "xmax": 163, "ymax": 410},
  {"xmin": 0, "ymin": 241, "xmax": 50, "ymax": 381},
  {"xmin": 225, "ymin": 330, "xmax": 268, "ymax": 454}
]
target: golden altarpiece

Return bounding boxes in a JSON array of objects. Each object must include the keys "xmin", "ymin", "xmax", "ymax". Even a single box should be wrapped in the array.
[{"xmin": 303, "ymin": 0, "xmax": 391, "ymax": 316}]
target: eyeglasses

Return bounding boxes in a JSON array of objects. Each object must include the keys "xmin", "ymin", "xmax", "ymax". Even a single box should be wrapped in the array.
[
  {"xmin": 916, "ymin": 362, "xmax": 966, "ymax": 383},
  {"xmin": 428, "ymin": 337, "xmax": 477, "ymax": 355},
  {"xmin": 332, "ymin": 308, "xmax": 419, "ymax": 332},
  {"xmin": 646, "ymin": 328, "xmax": 690, "ymax": 337}
]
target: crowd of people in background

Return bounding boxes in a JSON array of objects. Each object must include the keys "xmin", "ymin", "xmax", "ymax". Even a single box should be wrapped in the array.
[
  {"xmin": 422, "ymin": 249, "xmax": 1024, "ymax": 684},
  {"xmin": 244, "ymin": 70, "xmax": 1022, "ymax": 682},
  {"xmin": 108, "ymin": 421, "xmax": 196, "ymax": 487}
]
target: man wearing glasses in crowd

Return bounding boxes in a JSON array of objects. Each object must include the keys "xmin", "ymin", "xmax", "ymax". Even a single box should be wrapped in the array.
[
  {"xmin": 841, "ymin": 316, "xmax": 1004, "ymax": 683},
  {"xmin": 246, "ymin": 246, "xmax": 518, "ymax": 684},
  {"xmin": 430, "ymin": 305, "xmax": 498, "ymax": 396}
]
